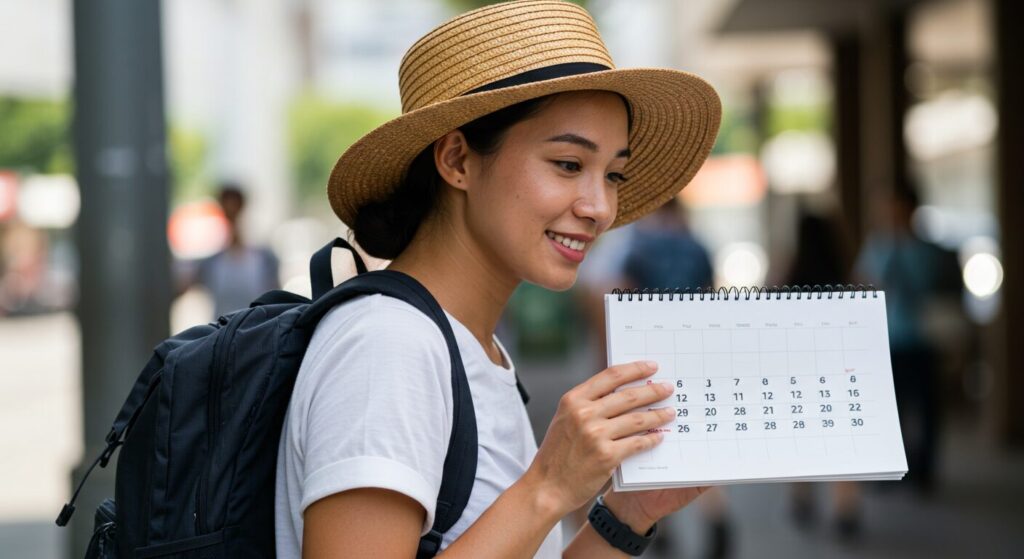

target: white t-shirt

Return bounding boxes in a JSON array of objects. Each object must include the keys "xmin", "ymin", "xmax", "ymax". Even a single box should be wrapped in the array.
[{"xmin": 275, "ymin": 294, "xmax": 563, "ymax": 557}]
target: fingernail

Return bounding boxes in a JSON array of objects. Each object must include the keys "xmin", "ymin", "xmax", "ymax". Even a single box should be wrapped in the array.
[
  {"xmin": 644, "ymin": 360, "xmax": 658, "ymax": 372},
  {"xmin": 658, "ymin": 382, "xmax": 674, "ymax": 393}
]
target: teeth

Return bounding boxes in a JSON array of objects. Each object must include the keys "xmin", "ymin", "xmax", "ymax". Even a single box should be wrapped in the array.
[{"xmin": 546, "ymin": 231, "xmax": 586, "ymax": 252}]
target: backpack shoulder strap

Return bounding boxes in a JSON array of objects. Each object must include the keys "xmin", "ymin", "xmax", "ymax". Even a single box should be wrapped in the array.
[{"xmin": 300, "ymin": 269, "xmax": 477, "ymax": 558}]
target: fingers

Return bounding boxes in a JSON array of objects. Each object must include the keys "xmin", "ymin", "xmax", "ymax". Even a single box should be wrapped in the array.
[
  {"xmin": 603, "ymin": 407, "xmax": 674, "ymax": 440},
  {"xmin": 580, "ymin": 360, "xmax": 659, "ymax": 400},
  {"xmin": 611, "ymin": 430, "xmax": 665, "ymax": 462},
  {"xmin": 597, "ymin": 382, "xmax": 673, "ymax": 419}
]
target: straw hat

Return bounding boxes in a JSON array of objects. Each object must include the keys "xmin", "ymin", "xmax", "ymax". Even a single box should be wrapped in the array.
[{"xmin": 328, "ymin": 0, "xmax": 721, "ymax": 230}]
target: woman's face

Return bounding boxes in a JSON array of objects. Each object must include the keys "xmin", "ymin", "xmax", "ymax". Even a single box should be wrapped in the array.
[{"xmin": 457, "ymin": 91, "xmax": 630, "ymax": 291}]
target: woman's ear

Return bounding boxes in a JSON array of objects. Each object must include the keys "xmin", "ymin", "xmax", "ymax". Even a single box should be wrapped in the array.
[{"xmin": 434, "ymin": 130, "xmax": 471, "ymax": 193}]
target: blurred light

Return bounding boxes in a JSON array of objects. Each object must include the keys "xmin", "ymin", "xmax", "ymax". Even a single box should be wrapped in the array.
[
  {"xmin": 0, "ymin": 171, "xmax": 17, "ymax": 221},
  {"xmin": 17, "ymin": 174, "xmax": 80, "ymax": 228},
  {"xmin": 958, "ymin": 236, "xmax": 1002, "ymax": 323},
  {"xmin": 682, "ymin": 155, "xmax": 766, "ymax": 207},
  {"xmin": 958, "ymin": 235, "xmax": 999, "ymax": 267},
  {"xmin": 905, "ymin": 91, "xmax": 997, "ymax": 160},
  {"xmin": 962, "ymin": 253, "xmax": 1002, "ymax": 298},
  {"xmin": 167, "ymin": 200, "xmax": 230, "ymax": 259},
  {"xmin": 715, "ymin": 242, "xmax": 767, "ymax": 287},
  {"xmin": 760, "ymin": 130, "xmax": 835, "ymax": 194},
  {"xmin": 911, "ymin": 205, "xmax": 950, "ymax": 245}
]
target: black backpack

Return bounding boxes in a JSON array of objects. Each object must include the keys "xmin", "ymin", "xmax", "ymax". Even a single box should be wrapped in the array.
[{"xmin": 58, "ymin": 238, "xmax": 528, "ymax": 558}]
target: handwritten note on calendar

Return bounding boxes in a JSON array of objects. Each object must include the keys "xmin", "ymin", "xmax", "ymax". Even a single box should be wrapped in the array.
[{"xmin": 605, "ymin": 289, "xmax": 908, "ymax": 491}]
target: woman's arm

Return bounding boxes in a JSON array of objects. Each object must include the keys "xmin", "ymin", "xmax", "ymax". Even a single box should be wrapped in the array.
[
  {"xmin": 303, "ymin": 475, "xmax": 563, "ymax": 559},
  {"xmin": 302, "ymin": 466, "xmax": 652, "ymax": 559},
  {"xmin": 304, "ymin": 488, "xmax": 425, "ymax": 558}
]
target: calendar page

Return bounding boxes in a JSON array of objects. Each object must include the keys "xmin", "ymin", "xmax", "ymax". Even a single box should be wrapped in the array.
[{"xmin": 605, "ymin": 290, "xmax": 908, "ymax": 490}]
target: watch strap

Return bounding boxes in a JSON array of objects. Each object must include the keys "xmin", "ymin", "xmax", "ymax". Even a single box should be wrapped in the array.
[{"xmin": 587, "ymin": 495, "xmax": 658, "ymax": 556}]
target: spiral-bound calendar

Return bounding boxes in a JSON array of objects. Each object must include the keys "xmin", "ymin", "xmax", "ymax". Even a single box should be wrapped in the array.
[{"xmin": 606, "ymin": 286, "xmax": 908, "ymax": 491}]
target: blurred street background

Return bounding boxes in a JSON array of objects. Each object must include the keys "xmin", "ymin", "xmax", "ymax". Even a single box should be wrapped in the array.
[{"xmin": 1, "ymin": 0, "xmax": 1022, "ymax": 557}]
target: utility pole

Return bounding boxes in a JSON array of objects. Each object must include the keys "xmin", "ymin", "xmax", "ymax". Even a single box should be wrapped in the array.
[
  {"xmin": 994, "ymin": 0, "xmax": 1024, "ymax": 445},
  {"xmin": 69, "ymin": 0, "xmax": 170, "ymax": 555}
]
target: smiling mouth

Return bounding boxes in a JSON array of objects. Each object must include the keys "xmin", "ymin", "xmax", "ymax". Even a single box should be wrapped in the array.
[{"xmin": 545, "ymin": 231, "xmax": 587, "ymax": 252}]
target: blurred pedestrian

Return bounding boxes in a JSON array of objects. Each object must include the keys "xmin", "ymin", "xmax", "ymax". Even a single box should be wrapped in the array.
[
  {"xmin": 176, "ymin": 183, "xmax": 280, "ymax": 318},
  {"xmin": 783, "ymin": 209, "xmax": 864, "ymax": 540},
  {"xmin": 855, "ymin": 186, "xmax": 960, "ymax": 495},
  {"xmin": 0, "ymin": 219, "xmax": 50, "ymax": 316},
  {"xmin": 622, "ymin": 197, "xmax": 712, "ymax": 292}
]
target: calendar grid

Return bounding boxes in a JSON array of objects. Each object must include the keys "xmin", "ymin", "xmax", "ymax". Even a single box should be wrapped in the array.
[{"xmin": 620, "ymin": 326, "xmax": 890, "ymax": 459}]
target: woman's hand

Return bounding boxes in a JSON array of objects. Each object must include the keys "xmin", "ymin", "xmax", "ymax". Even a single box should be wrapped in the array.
[
  {"xmin": 602, "ymin": 486, "xmax": 709, "ymax": 533},
  {"xmin": 522, "ymin": 360, "xmax": 675, "ymax": 517}
]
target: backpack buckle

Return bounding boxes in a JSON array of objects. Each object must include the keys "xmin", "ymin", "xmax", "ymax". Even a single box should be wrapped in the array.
[
  {"xmin": 99, "ymin": 429, "xmax": 122, "ymax": 468},
  {"xmin": 98, "ymin": 441, "xmax": 122, "ymax": 468},
  {"xmin": 417, "ymin": 529, "xmax": 443, "ymax": 558},
  {"xmin": 56, "ymin": 503, "xmax": 75, "ymax": 527}
]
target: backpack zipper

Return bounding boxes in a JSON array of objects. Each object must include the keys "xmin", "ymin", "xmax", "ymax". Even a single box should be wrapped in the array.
[{"xmin": 195, "ymin": 313, "xmax": 243, "ymax": 534}]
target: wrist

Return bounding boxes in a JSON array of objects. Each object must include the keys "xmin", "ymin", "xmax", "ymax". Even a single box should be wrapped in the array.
[
  {"xmin": 600, "ymin": 490, "xmax": 657, "ymax": 534},
  {"xmin": 514, "ymin": 468, "xmax": 571, "ymax": 526}
]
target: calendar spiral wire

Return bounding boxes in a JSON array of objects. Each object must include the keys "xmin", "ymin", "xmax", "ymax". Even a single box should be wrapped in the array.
[{"xmin": 611, "ymin": 284, "xmax": 878, "ymax": 302}]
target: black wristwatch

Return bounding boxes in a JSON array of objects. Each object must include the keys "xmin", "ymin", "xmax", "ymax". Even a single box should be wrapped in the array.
[{"xmin": 587, "ymin": 495, "xmax": 658, "ymax": 556}]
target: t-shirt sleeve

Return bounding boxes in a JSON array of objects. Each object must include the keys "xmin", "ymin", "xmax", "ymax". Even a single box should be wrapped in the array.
[{"xmin": 295, "ymin": 296, "xmax": 454, "ymax": 535}]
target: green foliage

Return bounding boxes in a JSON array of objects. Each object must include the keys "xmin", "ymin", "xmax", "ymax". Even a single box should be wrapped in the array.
[
  {"xmin": 506, "ymin": 282, "xmax": 581, "ymax": 359},
  {"xmin": 708, "ymin": 102, "xmax": 831, "ymax": 156},
  {"xmin": 288, "ymin": 94, "xmax": 396, "ymax": 204},
  {"xmin": 712, "ymin": 107, "xmax": 759, "ymax": 155},
  {"xmin": 765, "ymin": 103, "xmax": 830, "ymax": 137},
  {"xmin": 0, "ymin": 96, "xmax": 210, "ymax": 206},
  {"xmin": 0, "ymin": 97, "xmax": 72, "ymax": 174},
  {"xmin": 168, "ymin": 126, "xmax": 211, "ymax": 204}
]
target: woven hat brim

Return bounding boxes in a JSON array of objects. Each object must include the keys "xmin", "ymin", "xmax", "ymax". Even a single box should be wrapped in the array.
[{"xmin": 328, "ymin": 67, "xmax": 722, "ymax": 230}]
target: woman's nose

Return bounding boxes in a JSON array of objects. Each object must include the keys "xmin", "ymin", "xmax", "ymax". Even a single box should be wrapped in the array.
[{"xmin": 573, "ymin": 176, "xmax": 616, "ymax": 229}]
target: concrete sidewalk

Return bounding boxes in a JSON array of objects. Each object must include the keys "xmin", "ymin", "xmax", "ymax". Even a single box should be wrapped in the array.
[{"xmin": 0, "ymin": 312, "xmax": 79, "ymax": 559}]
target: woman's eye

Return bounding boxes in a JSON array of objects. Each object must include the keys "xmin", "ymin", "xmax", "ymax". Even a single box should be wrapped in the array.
[
  {"xmin": 607, "ymin": 172, "xmax": 627, "ymax": 184},
  {"xmin": 554, "ymin": 160, "xmax": 581, "ymax": 172}
]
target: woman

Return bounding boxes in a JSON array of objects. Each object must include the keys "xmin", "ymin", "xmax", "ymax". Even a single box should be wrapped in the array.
[{"xmin": 276, "ymin": 1, "xmax": 721, "ymax": 557}]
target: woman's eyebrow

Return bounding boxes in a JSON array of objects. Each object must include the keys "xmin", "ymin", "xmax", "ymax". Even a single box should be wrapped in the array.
[{"xmin": 545, "ymin": 133, "xmax": 630, "ymax": 158}]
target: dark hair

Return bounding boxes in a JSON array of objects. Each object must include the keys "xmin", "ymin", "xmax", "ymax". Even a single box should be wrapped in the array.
[
  {"xmin": 351, "ymin": 97, "xmax": 551, "ymax": 259},
  {"xmin": 352, "ymin": 92, "xmax": 632, "ymax": 259},
  {"xmin": 218, "ymin": 182, "xmax": 245, "ymax": 207}
]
